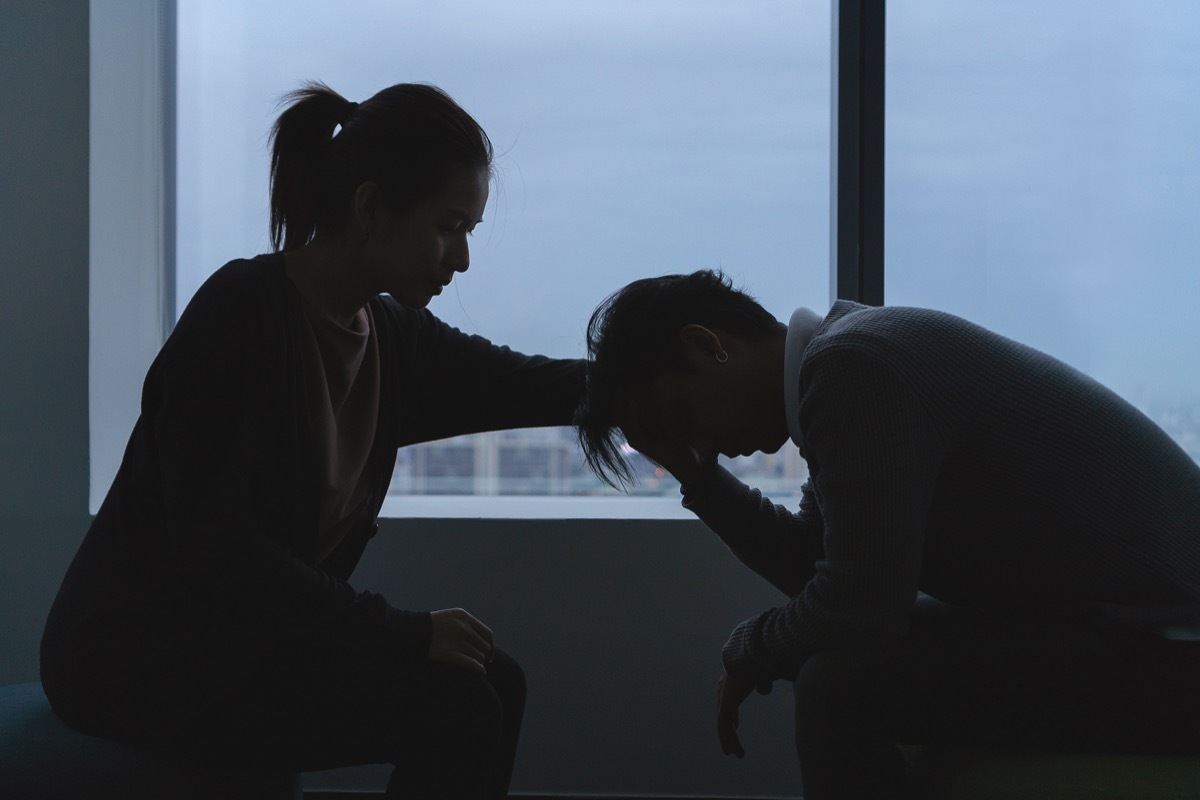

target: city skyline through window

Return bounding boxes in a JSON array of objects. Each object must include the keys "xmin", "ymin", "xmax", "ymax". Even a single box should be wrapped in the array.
[
  {"xmin": 888, "ymin": 0, "xmax": 1200, "ymax": 464},
  {"xmin": 173, "ymin": 1, "xmax": 1200, "ymax": 507},
  {"xmin": 175, "ymin": 0, "xmax": 831, "ymax": 503}
]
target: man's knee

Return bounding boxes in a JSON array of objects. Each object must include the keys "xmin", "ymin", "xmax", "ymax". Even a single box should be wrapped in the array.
[{"xmin": 794, "ymin": 648, "xmax": 892, "ymax": 742}]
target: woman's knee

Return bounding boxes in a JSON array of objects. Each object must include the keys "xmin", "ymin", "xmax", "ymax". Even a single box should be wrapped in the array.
[
  {"xmin": 484, "ymin": 649, "xmax": 526, "ymax": 720},
  {"xmin": 430, "ymin": 649, "xmax": 523, "ymax": 734}
]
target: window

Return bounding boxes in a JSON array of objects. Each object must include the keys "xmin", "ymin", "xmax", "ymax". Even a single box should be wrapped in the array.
[
  {"xmin": 94, "ymin": 1, "xmax": 1199, "ymax": 517},
  {"xmin": 173, "ymin": 0, "xmax": 832, "ymax": 513},
  {"xmin": 89, "ymin": 0, "xmax": 175, "ymax": 513},
  {"xmin": 887, "ymin": 0, "xmax": 1200, "ymax": 461}
]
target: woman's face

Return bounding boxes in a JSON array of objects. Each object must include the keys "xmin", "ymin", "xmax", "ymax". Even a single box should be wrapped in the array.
[{"xmin": 364, "ymin": 166, "xmax": 490, "ymax": 308}]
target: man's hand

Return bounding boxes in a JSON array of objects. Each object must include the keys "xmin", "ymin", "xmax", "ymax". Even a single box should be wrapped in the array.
[
  {"xmin": 623, "ymin": 400, "xmax": 716, "ymax": 487},
  {"xmin": 717, "ymin": 670, "xmax": 755, "ymax": 758},
  {"xmin": 429, "ymin": 607, "xmax": 494, "ymax": 674}
]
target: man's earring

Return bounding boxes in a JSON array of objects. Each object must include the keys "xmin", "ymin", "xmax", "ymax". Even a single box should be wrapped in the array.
[{"xmin": 715, "ymin": 351, "xmax": 729, "ymax": 363}]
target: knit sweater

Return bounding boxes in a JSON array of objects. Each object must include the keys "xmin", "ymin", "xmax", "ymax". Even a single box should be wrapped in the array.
[{"xmin": 684, "ymin": 300, "xmax": 1200, "ymax": 688}]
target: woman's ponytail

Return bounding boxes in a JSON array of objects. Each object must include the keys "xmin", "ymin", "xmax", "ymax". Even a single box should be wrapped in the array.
[
  {"xmin": 268, "ymin": 82, "xmax": 356, "ymax": 252},
  {"xmin": 267, "ymin": 81, "xmax": 492, "ymax": 253}
]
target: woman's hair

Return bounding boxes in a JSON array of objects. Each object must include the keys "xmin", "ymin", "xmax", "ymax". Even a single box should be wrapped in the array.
[
  {"xmin": 268, "ymin": 81, "xmax": 494, "ymax": 252},
  {"xmin": 575, "ymin": 270, "xmax": 782, "ymax": 488}
]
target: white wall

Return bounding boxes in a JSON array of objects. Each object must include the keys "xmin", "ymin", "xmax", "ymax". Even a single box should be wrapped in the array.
[{"xmin": 0, "ymin": 2, "xmax": 802, "ymax": 794}]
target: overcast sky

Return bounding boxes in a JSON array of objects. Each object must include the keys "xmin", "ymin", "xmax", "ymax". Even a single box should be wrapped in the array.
[{"xmin": 176, "ymin": 0, "xmax": 1200, "ymax": 407}]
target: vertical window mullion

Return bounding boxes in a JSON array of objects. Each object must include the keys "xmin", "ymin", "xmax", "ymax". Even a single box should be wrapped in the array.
[
  {"xmin": 89, "ymin": 0, "xmax": 176, "ymax": 513},
  {"xmin": 161, "ymin": 0, "xmax": 177, "ymax": 339},
  {"xmin": 831, "ymin": 0, "xmax": 886, "ymax": 306}
]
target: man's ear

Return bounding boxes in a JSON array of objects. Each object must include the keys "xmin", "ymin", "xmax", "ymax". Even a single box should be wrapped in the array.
[{"xmin": 678, "ymin": 324, "xmax": 725, "ymax": 361}]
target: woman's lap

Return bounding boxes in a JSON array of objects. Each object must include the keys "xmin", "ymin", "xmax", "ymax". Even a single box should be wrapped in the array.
[{"xmin": 46, "ymin": 616, "xmax": 525, "ymax": 783}]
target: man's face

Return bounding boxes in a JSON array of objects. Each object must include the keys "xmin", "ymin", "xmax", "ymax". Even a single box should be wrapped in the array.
[{"xmin": 632, "ymin": 361, "xmax": 789, "ymax": 460}]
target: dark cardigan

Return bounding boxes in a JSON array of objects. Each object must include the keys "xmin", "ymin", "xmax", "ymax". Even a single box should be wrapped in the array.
[{"xmin": 42, "ymin": 254, "xmax": 585, "ymax": 721}]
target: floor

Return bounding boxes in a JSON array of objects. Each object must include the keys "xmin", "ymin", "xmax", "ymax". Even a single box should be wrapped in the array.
[{"xmin": 305, "ymin": 795, "xmax": 776, "ymax": 799}]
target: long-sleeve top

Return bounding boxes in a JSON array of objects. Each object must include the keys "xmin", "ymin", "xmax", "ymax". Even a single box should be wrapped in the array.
[
  {"xmin": 685, "ymin": 300, "xmax": 1200, "ymax": 688},
  {"xmin": 41, "ymin": 254, "xmax": 585, "ymax": 701}
]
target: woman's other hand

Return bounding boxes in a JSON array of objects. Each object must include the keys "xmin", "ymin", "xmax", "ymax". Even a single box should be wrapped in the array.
[{"xmin": 429, "ymin": 607, "xmax": 494, "ymax": 674}]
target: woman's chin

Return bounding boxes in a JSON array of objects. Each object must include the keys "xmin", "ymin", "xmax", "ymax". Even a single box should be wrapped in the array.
[{"xmin": 388, "ymin": 288, "xmax": 435, "ymax": 309}]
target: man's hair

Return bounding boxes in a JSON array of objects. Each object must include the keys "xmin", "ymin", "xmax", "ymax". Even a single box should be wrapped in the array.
[{"xmin": 575, "ymin": 270, "xmax": 781, "ymax": 488}]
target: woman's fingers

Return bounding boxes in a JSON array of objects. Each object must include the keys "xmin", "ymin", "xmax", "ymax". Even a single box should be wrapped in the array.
[
  {"xmin": 465, "ymin": 613, "xmax": 495, "ymax": 660},
  {"xmin": 447, "ymin": 650, "xmax": 488, "ymax": 675},
  {"xmin": 452, "ymin": 608, "xmax": 494, "ymax": 661},
  {"xmin": 456, "ymin": 638, "xmax": 490, "ymax": 665},
  {"xmin": 429, "ymin": 607, "xmax": 495, "ymax": 672}
]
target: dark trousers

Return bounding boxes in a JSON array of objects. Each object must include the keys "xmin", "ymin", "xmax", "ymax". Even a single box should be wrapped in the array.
[
  {"xmin": 46, "ymin": 632, "xmax": 525, "ymax": 800},
  {"xmin": 792, "ymin": 599, "xmax": 1200, "ymax": 800}
]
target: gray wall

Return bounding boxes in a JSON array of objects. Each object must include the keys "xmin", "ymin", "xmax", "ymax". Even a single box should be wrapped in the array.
[
  {"xmin": 0, "ymin": 0, "xmax": 92, "ymax": 684},
  {"xmin": 326, "ymin": 519, "xmax": 802, "ymax": 797},
  {"xmin": 0, "ymin": 2, "xmax": 801, "ymax": 795}
]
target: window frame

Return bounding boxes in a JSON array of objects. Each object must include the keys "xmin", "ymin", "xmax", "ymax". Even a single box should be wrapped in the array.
[
  {"xmin": 89, "ymin": 0, "xmax": 176, "ymax": 513},
  {"xmin": 88, "ymin": 0, "xmax": 882, "ymax": 518}
]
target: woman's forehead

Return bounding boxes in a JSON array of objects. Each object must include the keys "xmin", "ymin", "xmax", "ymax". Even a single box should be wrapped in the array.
[{"xmin": 426, "ymin": 167, "xmax": 489, "ymax": 214}]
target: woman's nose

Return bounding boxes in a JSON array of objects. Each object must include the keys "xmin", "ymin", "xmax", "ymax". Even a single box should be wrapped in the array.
[{"xmin": 452, "ymin": 238, "xmax": 470, "ymax": 273}]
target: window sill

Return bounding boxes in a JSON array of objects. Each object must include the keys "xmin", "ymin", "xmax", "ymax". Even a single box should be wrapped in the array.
[{"xmin": 379, "ymin": 494, "xmax": 694, "ymax": 520}]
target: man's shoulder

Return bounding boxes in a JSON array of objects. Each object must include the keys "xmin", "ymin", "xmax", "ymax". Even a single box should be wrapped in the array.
[
  {"xmin": 817, "ymin": 300, "xmax": 1001, "ymax": 356},
  {"xmin": 803, "ymin": 302, "xmax": 1020, "ymax": 393},
  {"xmin": 822, "ymin": 300, "xmax": 966, "ymax": 334},
  {"xmin": 814, "ymin": 301, "xmax": 931, "ymax": 353}
]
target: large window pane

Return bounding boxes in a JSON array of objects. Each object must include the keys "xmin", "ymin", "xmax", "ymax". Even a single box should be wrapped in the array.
[
  {"xmin": 887, "ymin": 1, "xmax": 1200, "ymax": 461},
  {"xmin": 177, "ymin": 1, "xmax": 831, "ymax": 502}
]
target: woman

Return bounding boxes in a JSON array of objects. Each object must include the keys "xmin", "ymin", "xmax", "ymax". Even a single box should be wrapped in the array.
[{"xmin": 41, "ymin": 82, "xmax": 584, "ymax": 797}]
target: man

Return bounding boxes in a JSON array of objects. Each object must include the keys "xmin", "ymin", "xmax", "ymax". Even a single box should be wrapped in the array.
[{"xmin": 574, "ymin": 270, "xmax": 1200, "ymax": 799}]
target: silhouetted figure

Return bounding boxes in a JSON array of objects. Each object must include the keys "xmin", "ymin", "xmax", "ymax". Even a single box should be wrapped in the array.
[
  {"xmin": 42, "ymin": 82, "xmax": 583, "ymax": 798},
  {"xmin": 576, "ymin": 270, "xmax": 1200, "ymax": 800}
]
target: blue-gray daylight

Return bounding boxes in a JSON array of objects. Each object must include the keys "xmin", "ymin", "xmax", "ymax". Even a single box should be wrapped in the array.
[{"xmin": 174, "ymin": 0, "xmax": 1200, "ymax": 494}]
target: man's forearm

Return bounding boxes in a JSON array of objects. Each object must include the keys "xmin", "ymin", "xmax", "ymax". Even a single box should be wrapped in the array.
[{"xmin": 682, "ymin": 466, "xmax": 822, "ymax": 597}]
